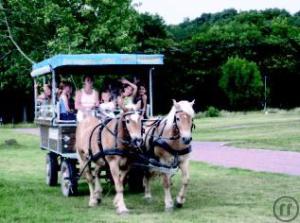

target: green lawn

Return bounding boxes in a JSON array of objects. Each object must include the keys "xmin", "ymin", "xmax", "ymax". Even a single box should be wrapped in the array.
[
  {"xmin": 193, "ymin": 109, "xmax": 300, "ymax": 152},
  {"xmin": 1, "ymin": 129, "xmax": 300, "ymax": 222}
]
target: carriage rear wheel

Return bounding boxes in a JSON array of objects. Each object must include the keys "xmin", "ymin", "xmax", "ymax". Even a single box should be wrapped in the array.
[
  {"xmin": 60, "ymin": 159, "xmax": 78, "ymax": 197},
  {"xmin": 46, "ymin": 152, "xmax": 58, "ymax": 186}
]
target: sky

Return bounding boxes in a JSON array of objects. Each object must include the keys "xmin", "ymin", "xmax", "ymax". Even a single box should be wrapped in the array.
[{"xmin": 132, "ymin": 0, "xmax": 300, "ymax": 25}]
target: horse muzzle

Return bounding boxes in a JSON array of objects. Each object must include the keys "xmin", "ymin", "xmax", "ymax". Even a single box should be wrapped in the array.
[
  {"xmin": 182, "ymin": 136, "xmax": 192, "ymax": 145},
  {"xmin": 132, "ymin": 137, "xmax": 143, "ymax": 148}
]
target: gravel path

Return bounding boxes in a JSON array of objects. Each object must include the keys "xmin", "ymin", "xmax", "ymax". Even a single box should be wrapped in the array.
[
  {"xmin": 14, "ymin": 128, "xmax": 300, "ymax": 176},
  {"xmin": 191, "ymin": 141, "xmax": 300, "ymax": 176}
]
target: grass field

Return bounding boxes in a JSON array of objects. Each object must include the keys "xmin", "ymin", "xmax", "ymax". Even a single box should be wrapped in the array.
[
  {"xmin": 1, "ymin": 129, "xmax": 300, "ymax": 223},
  {"xmin": 193, "ymin": 109, "xmax": 300, "ymax": 152}
]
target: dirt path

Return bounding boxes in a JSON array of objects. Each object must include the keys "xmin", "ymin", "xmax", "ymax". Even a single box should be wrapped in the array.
[
  {"xmin": 14, "ymin": 128, "xmax": 39, "ymax": 136},
  {"xmin": 191, "ymin": 141, "xmax": 300, "ymax": 176},
  {"xmin": 14, "ymin": 128, "xmax": 300, "ymax": 176}
]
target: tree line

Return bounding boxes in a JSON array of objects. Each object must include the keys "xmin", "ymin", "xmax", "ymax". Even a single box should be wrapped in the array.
[{"xmin": 1, "ymin": 1, "xmax": 300, "ymax": 122}]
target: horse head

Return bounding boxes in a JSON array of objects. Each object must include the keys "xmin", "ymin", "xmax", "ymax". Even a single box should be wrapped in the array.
[
  {"xmin": 121, "ymin": 104, "xmax": 143, "ymax": 148},
  {"xmin": 172, "ymin": 99, "xmax": 195, "ymax": 145}
]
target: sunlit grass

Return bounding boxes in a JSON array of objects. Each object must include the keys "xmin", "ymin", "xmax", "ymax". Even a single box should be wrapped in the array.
[
  {"xmin": 1, "ymin": 129, "xmax": 300, "ymax": 222},
  {"xmin": 193, "ymin": 110, "xmax": 300, "ymax": 151}
]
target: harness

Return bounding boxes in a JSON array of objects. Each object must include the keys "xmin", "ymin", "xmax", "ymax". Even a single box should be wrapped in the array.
[
  {"xmin": 78, "ymin": 110, "xmax": 195, "ymax": 178},
  {"xmin": 78, "ymin": 112, "xmax": 138, "ymax": 178},
  {"xmin": 132, "ymin": 110, "xmax": 194, "ymax": 173}
]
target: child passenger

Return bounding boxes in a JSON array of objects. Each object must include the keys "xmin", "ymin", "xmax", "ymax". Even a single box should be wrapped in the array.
[{"xmin": 99, "ymin": 90, "xmax": 115, "ymax": 119}]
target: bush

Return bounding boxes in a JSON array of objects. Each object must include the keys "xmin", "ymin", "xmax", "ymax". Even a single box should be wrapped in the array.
[
  {"xmin": 219, "ymin": 56, "xmax": 263, "ymax": 110},
  {"xmin": 205, "ymin": 106, "xmax": 220, "ymax": 117}
]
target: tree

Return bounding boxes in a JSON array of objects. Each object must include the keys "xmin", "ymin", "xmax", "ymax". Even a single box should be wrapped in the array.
[
  {"xmin": 135, "ymin": 13, "xmax": 175, "ymax": 53},
  {"xmin": 0, "ymin": 0, "xmax": 140, "ymax": 123},
  {"xmin": 219, "ymin": 57, "xmax": 263, "ymax": 110}
]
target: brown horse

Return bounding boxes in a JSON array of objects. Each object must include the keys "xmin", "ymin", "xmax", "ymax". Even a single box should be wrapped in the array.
[
  {"xmin": 143, "ymin": 100, "xmax": 195, "ymax": 211},
  {"xmin": 75, "ymin": 109, "xmax": 143, "ymax": 214}
]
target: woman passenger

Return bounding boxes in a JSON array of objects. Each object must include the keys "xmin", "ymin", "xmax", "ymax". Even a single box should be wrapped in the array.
[
  {"xmin": 117, "ymin": 78, "xmax": 138, "ymax": 111},
  {"xmin": 135, "ymin": 84, "xmax": 148, "ymax": 118},
  {"xmin": 59, "ymin": 82, "xmax": 75, "ymax": 120},
  {"xmin": 36, "ymin": 84, "xmax": 52, "ymax": 104},
  {"xmin": 75, "ymin": 75, "xmax": 99, "ymax": 122}
]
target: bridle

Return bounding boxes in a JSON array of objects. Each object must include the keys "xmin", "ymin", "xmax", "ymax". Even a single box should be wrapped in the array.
[
  {"xmin": 173, "ymin": 109, "xmax": 195, "ymax": 137},
  {"xmin": 147, "ymin": 109, "xmax": 195, "ymax": 142},
  {"xmin": 101, "ymin": 110, "xmax": 143, "ymax": 148}
]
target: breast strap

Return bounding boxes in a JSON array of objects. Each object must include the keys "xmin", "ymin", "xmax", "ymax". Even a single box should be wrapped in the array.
[{"xmin": 153, "ymin": 138, "xmax": 192, "ymax": 156}]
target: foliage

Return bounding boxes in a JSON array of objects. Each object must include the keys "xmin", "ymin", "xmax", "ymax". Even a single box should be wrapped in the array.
[
  {"xmin": 219, "ymin": 57, "xmax": 263, "ymax": 110},
  {"xmin": 205, "ymin": 106, "xmax": 220, "ymax": 117},
  {"xmin": 135, "ymin": 13, "xmax": 175, "ymax": 53},
  {"xmin": 181, "ymin": 9, "xmax": 300, "ymax": 109},
  {"xmin": 0, "ymin": 0, "xmax": 140, "ymax": 122},
  {"xmin": 1, "ymin": 5, "xmax": 300, "ymax": 121}
]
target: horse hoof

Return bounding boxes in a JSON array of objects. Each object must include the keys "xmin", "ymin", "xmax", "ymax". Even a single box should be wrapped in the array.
[
  {"xmin": 89, "ymin": 202, "xmax": 98, "ymax": 207},
  {"xmin": 165, "ymin": 206, "xmax": 174, "ymax": 212},
  {"xmin": 144, "ymin": 196, "xmax": 152, "ymax": 203},
  {"xmin": 117, "ymin": 208, "xmax": 129, "ymax": 215},
  {"xmin": 175, "ymin": 200, "xmax": 183, "ymax": 208},
  {"xmin": 89, "ymin": 199, "xmax": 98, "ymax": 207}
]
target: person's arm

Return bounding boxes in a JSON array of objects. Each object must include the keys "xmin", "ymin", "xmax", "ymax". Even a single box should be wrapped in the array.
[
  {"xmin": 94, "ymin": 90, "xmax": 100, "ymax": 107},
  {"xmin": 121, "ymin": 79, "xmax": 137, "ymax": 97},
  {"xmin": 61, "ymin": 95, "xmax": 70, "ymax": 112},
  {"xmin": 37, "ymin": 92, "xmax": 46, "ymax": 100},
  {"xmin": 75, "ymin": 90, "xmax": 83, "ymax": 111},
  {"xmin": 117, "ymin": 96, "xmax": 127, "ymax": 112},
  {"xmin": 142, "ymin": 95, "xmax": 147, "ymax": 116}
]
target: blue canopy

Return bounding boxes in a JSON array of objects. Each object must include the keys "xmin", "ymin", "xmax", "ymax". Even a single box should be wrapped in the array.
[{"xmin": 31, "ymin": 53, "xmax": 164, "ymax": 77}]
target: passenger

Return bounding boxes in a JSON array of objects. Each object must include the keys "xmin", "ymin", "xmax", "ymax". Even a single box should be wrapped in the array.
[
  {"xmin": 35, "ymin": 84, "xmax": 52, "ymax": 104},
  {"xmin": 57, "ymin": 82, "xmax": 64, "ymax": 100},
  {"xmin": 134, "ymin": 84, "xmax": 148, "ymax": 118},
  {"xmin": 99, "ymin": 90, "xmax": 115, "ymax": 119},
  {"xmin": 59, "ymin": 82, "xmax": 76, "ymax": 120},
  {"xmin": 75, "ymin": 75, "xmax": 99, "ymax": 122},
  {"xmin": 117, "ymin": 78, "xmax": 138, "ymax": 111}
]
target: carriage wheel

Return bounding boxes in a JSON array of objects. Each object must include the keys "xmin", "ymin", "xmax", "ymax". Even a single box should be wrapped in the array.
[
  {"xmin": 46, "ymin": 152, "xmax": 58, "ymax": 186},
  {"xmin": 60, "ymin": 159, "xmax": 78, "ymax": 197},
  {"xmin": 127, "ymin": 168, "xmax": 145, "ymax": 193}
]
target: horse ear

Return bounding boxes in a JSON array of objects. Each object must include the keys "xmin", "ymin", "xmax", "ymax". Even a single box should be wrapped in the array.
[
  {"xmin": 172, "ymin": 99, "xmax": 181, "ymax": 109},
  {"xmin": 172, "ymin": 99, "xmax": 177, "ymax": 106},
  {"xmin": 190, "ymin": 99, "xmax": 195, "ymax": 106}
]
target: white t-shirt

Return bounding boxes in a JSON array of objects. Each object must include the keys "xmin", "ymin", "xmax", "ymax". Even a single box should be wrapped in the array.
[{"xmin": 77, "ymin": 89, "xmax": 97, "ymax": 122}]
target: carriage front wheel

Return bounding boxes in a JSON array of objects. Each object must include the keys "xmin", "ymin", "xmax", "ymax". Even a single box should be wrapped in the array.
[
  {"xmin": 60, "ymin": 159, "xmax": 78, "ymax": 197},
  {"xmin": 46, "ymin": 152, "xmax": 58, "ymax": 186}
]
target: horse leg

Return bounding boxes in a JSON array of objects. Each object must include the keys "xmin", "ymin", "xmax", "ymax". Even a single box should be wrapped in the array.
[
  {"xmin": 109, "ymin": 159, "xmax": 129, "ymax": 214},
  {"xmin": 175, "ymin": 159, "xmax": 190, "ymax": 208},
  {"xmin": 143, "ymin": 172, "xmax": 152, "ymax": 200},
  {"xmin": 78, "ymin": 154, "xmax": 98, "ymax": 207},
  {"xmin": 94, "ymin": 164, "xmax": 103, "ymax": 203},
  {"xmin": 162, "ymin": 173, "xmax": 174, "ymax": 211}
]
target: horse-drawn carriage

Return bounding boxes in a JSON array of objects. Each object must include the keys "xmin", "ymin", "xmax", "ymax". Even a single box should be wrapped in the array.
[
  {"xmin": 32, "ymin": 53, "xmax": 195, "ymax": 213},
  {"xmin": 32, "ymin": 53, "xmax": 163, "ymax": 195}
]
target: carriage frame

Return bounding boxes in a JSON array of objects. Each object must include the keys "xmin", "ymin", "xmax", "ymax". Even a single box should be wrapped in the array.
[{"xmin": 31, "ymin": 53, "xmax": 164, "ymax": 196}]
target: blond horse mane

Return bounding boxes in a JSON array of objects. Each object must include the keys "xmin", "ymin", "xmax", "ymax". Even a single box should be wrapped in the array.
[{"xmin": 164, "ymin": 100, "xmax": 195, "ymax": 130}]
